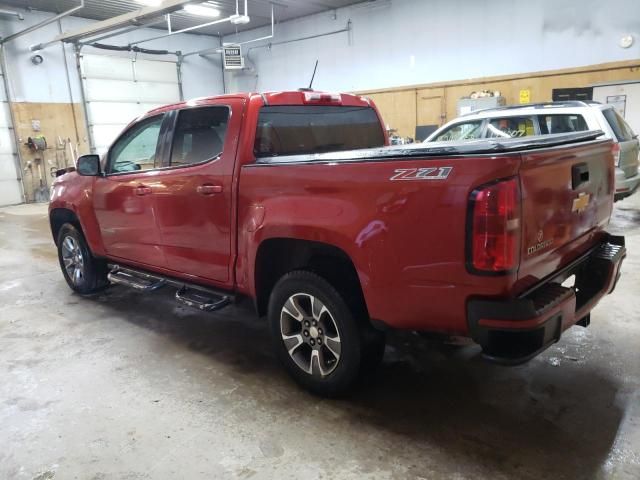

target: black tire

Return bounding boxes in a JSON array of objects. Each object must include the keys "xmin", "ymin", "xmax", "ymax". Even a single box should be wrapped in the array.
[
  {"xmin": 268, "ymin": 270, "xmax": 385, "ymax": 397},
  {"xmin": 360, "ymin": 326, "xmax": 386, "ymax": 375},
  {"xmin": 57, "ymin": 223, "xmax": 108, "ymax": 294}
]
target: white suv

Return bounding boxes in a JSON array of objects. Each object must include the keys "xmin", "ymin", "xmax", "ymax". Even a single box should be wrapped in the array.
[{"xmin": 424, "ymin": 101, "xmax": 640, "ymax": 201}]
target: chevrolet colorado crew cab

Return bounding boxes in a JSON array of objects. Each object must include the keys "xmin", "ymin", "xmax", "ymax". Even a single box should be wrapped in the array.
[{"xmin": 50, "ymin": 90, "xmax": 626, "ymax": 396}]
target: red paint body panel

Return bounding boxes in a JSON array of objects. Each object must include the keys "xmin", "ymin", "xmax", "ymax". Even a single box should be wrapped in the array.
[
  {"xmin": 236, "ymin": 155, "xmax": 523, "ymax": 334},
  {"xmin": 92, "ymin": 171, "xmax": 167, "ymax": 268},
  {"xmin": 50, "ymin": 90, "xmax": 620, "ymax": 343},
  {"xmin": 150, "ymin": 98, "xmax": 245, "ymax": 286},
  {"xmin": 50, "ymin": 172, "xmax": 106, "ymax": 256},
  {"xmin": 514, "ymin": 141, "xmax": 615, "ymax": 292}
]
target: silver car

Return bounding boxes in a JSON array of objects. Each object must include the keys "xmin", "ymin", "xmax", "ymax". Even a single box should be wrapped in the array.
[{"xmin": 425, "ymin": 101, "xmax": 640, "ymax": 201}]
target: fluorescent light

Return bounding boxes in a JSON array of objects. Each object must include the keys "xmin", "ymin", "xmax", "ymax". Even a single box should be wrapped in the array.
[
  {"xmin": 184, "ymin": 4, "xmax": 221, "ymax": 17},
  {"xmin": 136, "ymin": 0, "xmax": 162, "ymax": 6}
]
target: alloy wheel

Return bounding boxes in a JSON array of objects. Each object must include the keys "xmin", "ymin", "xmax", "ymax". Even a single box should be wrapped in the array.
[
  {"xmin": 280, "ymin": 293, "xmax": 342, "ymax": 377},
  {"xmin": 61, "ymin": 236, "xmax": 85, "ymax": 286}
]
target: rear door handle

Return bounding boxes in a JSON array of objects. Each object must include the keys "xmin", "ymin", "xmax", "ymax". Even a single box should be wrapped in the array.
[
  {"xmin": 197, "ymin": 184, "xmax": 223, "ymax": 195},
  {"xmin": 134, "ymin": 185, "xmax": 152, "ymax": 196}
]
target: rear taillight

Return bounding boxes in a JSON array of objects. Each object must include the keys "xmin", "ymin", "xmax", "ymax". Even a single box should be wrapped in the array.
[
  {"xmin": 467, "ymin": 177, "xmax": 521, "ymax": 274},
  {"xmin": 612, "ymin": 143, "xmax": 621, "ymax": 166}
]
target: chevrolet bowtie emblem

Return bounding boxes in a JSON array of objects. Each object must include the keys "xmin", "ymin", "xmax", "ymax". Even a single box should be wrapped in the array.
[{"xmin": 572, "ymin": 192, "xmax": 590, "ymax": 213}]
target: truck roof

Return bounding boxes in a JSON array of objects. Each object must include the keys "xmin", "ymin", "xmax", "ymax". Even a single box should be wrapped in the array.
[
  {"xmin": 462, "ymin": 100, "xmax": 609, "ymax": 118},
  {"xmin": 145, "ymin": 90, "xmax": 372, "ymax": 117}
]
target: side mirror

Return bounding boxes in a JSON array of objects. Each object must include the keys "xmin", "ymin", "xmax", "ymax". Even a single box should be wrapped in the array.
[{"xmin": 77, "ymin": 154, "xmax": 101, "ymax": 176}]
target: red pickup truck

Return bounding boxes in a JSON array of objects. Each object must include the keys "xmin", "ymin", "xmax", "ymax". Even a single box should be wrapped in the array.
[{"xmin": 50, "ymin": 90, "xmax": 626, "ymax": 396}]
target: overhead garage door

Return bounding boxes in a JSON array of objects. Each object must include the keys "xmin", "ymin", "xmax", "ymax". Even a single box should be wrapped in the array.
[
  {"xmin": 0, "ymin": 68, "xmax": 22, "ymax": 206},
  {"xmin": 80, "ymin": 54, "xmax": 182, "ymax": 155}
]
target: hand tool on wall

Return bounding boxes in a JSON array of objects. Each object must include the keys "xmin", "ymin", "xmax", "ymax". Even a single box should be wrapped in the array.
[{"xmin": 33, "ymin": 158, "xmax": 50, "ymax": 202}]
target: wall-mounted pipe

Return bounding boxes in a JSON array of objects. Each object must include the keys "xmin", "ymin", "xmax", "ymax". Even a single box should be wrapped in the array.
[
  {"xmin": 246, "ymin": 20, "xmax": 351, "ymax": 52},
  {"xmin": 176, "ymin": 53, "xmax": 185, "ymax": 100},
  {"xmin": 74, "ymin": 44, "xmax": 96, "ymax": 154},
  {"xmin": 88, "ymin": 42, "xmax": 177, "ymax": 56},
  {"xmin": 232, "ymin": 3, "xmax": 273, "ymax": 47},
  {"xmin": 2, "ymin": 0, "xmax": 84, "ymax": 44},
  {"xmin": 0, "ymin": 44, "xmax": 27, "ymax": 203},
  {"xmin": 182, "ymin": 3, "xmax": 275, "ymax": 58},
  {"xmin": 77, "ymin": 18, "xmax": 167, "ymax": 46},
  {"xmin": 190, "ymin": 20, "xmax": 351, "ymax": 58},
  {"xmin": 59, "ymin": 19, "xmax": 82, "ymax": 148},
  {"xmin": 0, "ymin": 9, "xmax": 24, "ymax": 20},
  {"xmin": 128, "ymin": 15, "xmax": 234, "ymax": 46}
]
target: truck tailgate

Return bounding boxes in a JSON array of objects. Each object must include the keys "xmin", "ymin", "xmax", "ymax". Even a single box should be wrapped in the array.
[{"xmin": 517, "ymin": 139, "xmax": 615, "ymax": 285}]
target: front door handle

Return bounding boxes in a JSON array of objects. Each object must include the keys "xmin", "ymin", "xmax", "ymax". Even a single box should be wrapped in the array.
[
  {"xmin": 134, "ymin": 185, "xmax": 152, "ymax": 196},
  {"xmin": 197, "ymin": 184, "xmax": 223, "ymax": 195}
]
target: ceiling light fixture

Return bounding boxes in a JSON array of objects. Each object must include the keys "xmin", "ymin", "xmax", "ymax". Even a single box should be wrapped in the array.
[{"xmin": 183, "ymin": 4, "xmax": 221, "ymax": 17}]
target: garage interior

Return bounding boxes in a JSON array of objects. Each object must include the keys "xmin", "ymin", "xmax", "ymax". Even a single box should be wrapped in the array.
[{"xmin": 0, "ymin": 0, "xmax": 639, "ymax": 479}]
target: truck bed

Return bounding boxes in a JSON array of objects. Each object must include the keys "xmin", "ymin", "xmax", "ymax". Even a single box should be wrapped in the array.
[
  {"xmin": 239, "ymin": 130, "xmax": 615, "ymax": 337},
  {"xmin": 256, "ymin": 130, "xmax": 605, "ymax": 164}
]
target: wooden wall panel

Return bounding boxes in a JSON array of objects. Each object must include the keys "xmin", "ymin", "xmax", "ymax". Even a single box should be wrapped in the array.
[
  {"xmin": 359, "ymin": 60, "xmax": 640, "ymax": 141},
  {"xmin": 366, "ymin": 90, "xmax": 417, "ymax": 138},
  {"xmin": 416, "ymin": 87, "xmax": 446, "ymax": 128},
  {"xmin": 11, "ymin": 102, "xmax": 89, "ymax": 203}
]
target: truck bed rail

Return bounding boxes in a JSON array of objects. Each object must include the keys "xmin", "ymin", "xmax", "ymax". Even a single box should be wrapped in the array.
[{"xmin": 255, "ymin": 130, "xmax": 606, "ymax": 165}]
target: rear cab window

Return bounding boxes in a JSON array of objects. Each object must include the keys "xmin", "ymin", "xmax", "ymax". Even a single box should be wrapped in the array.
[
  {"xmin": 254, "ymin": 105, "xmax": 385, "ymax": 157},
  {"xmin": 170, "ymin": 106, "xmax": 229, "ymax": 166},
  {"xmin": 602, "ymin": 108, "xmax": 636, "ymax": 142}
]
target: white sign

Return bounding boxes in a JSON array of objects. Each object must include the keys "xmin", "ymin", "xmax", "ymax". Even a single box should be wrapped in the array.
[
  {"xmin": 223, "ymin": 45, "xmax": 244, "ymax": 70},
  {"xmin": 606, "ymin": 95, "xmax": 627, "ymax": 117}
]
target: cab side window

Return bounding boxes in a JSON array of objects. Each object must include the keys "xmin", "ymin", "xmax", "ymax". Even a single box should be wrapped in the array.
[
  {"xmin": 538, "ymin": 114, "xmax": 588, "ymax": 134},
  {"xmin": 108, "ymin": 114, "xmax": 164, "ymax": 174},
  {"xmin": 170, "ymin": 106, "xmax": 229, "ymax": 166},
  {"xmin": 433, "ymin": 120, "xmax": 484, "ymax": 141}
]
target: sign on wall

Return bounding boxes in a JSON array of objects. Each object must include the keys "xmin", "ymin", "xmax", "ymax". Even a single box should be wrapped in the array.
[
  {"xmin": 223, "ymin": 45, "xmax": 244, "ymax": 70},
  {"xmin": 606, "ymin": 95, "xmax": 627, "ymax": 117},
  {"xmin": 519, "ymin": 89, "xmax": 531, "ymax": 104}
]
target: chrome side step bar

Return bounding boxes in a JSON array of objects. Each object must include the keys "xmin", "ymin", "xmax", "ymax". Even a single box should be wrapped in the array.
[
  {"xmin": 107, "ymin": 264, "xmax": 234, "ymax": 313},
  {"xmin": 175, "ymin": 286, "xmax": 231, "ymax": 312},
  {"xmin": 108, "ymin": 269, "xmax": 166, "ymax": 292}
]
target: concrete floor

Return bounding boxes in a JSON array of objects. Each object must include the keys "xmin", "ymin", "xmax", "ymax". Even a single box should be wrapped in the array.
[{"xmin": 0, "ymin": 197, "xmax": 639, "ymax": 480}]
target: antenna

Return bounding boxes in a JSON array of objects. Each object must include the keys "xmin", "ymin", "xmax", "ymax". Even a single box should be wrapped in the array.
[{"xmin": 308, "ymin": 60, "xmax": 318, "ymax": 90}]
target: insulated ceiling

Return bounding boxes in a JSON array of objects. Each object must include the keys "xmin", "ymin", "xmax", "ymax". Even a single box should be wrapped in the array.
[{"xmin": 1, "ymin": 0, "xmax": 367, "ymax": 36}]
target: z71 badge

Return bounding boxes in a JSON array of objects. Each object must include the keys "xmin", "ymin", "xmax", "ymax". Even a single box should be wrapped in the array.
[{"xmin": 390, "ymin": 166, "xmax": 453, "ymax": 181}]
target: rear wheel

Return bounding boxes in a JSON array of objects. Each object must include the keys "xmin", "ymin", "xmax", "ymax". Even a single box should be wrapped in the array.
[
  {"xmin": 268, "ymin": 270, "xmax": 385, "ymax": 396},
  {"xmin": 57, "ymin": 223, "xmax": 107, "ymax": 294}
]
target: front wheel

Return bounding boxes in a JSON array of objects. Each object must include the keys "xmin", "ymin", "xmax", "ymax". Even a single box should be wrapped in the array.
[
  {"xmin": 57, "ymin": 223, "xmax": 107, "ymax": 294},
  {"xmin": 268, "ymin": 270, "xmax": 384, "ymax": 396}
]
